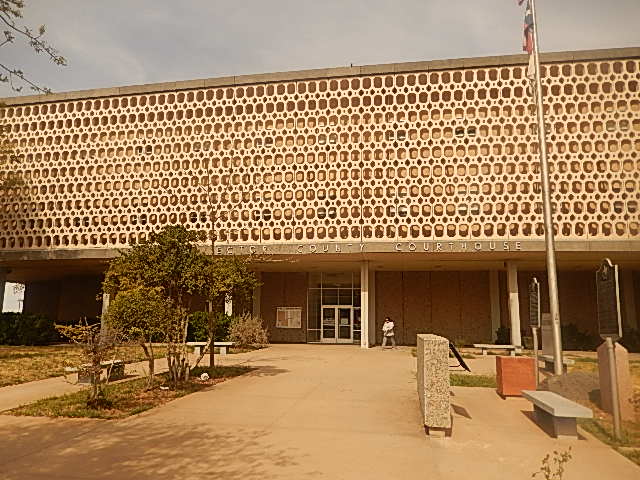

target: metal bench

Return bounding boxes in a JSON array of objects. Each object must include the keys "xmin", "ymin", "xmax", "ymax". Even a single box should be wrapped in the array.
[
  {"xmin": 538, "ymin": 354, "xmax": 575, "ymax": 372},
  {"xmin": 522, "ymin": 390, "xmax": 592, "ymax": 439},
  {"xmin": 187, "ymin": 341, "xmax": 234, "ymax": 356},
  {"xmin": 473, "ymin": 344, "xmax": 522, "ymax": 356}
]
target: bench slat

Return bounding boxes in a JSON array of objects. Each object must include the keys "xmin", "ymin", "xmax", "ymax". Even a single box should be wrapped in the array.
[{"xmin": 522, "ymin": 390, "xmax": 593, "ymax": 419}]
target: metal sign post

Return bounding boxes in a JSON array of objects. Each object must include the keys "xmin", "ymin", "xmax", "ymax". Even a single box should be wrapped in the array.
[
  {"xmin": 529, "ymin": 277, "xmax": 541, "ymax": 387},
  {"xmin": 596, "ymin": 258, "xmax": 623, "ymax": 440}
]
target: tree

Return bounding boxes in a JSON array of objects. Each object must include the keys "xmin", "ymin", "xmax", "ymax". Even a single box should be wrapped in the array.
[
  {"xmin": 0, "ymin": 0, "xmax": 66, "ymax": 94},
  {"xmin": 0, "ymin": 1, "xmax": 67, "ymax": 192},
  {"xmin": 103, "ymin": 286, "xmax": 174, "ymax": 387},
  {"xmin": 103, "ymin": 225, "xmax": 211, "ymax": 386},
  {"xmin": 56, "ymin": 319, "xmax": 120, "ymax": 408},
  {"xmin": 195, "ymin": 255, "xmax": 260, "ymax": 368}
]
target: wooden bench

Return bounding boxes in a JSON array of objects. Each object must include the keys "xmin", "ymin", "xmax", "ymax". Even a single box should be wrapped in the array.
[
  {"xmin": 522, "ymin": 390, "xmax": 592, "ymax": 439},
  {"xmin": 538, "ymin": 354, "xmax": 575, "ymax": 372},
  {"xmin": 187, "ymin": 341, "xmax": 234, "ymax": 356},
  {"xmin": 473, "ymin": 344, "xmax": 522, "ymax": 356},
  {"xmin": 65, "ymin": 359, "xmax": 125, "ymax": 384}
]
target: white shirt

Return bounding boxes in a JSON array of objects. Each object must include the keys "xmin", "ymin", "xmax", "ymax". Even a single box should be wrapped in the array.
[{"xmin": 382, "ymin": 320, "xmax": 395, "ymax": 336}]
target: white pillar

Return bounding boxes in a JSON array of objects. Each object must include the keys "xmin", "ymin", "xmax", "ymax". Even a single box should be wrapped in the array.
[
  {"xmin": 0, "ymin": 268, "xmax": 8, "ymax": 312},
  {"xmin": 252, "ymin": 272, "xmax": 262, "ymax": 318},
  {"xmin": 224, "ymin": 296, "xmax": 233, "ymax": 316},
  {"xmin": 507, "ymin": 262, "xmax": 522, "ymax": 347},
  {"xmin": 623, "ymin": 270, "xmax": 637, "ymax": 330},
  {"xmin": 368, "ymin": 269, "xmax": 376, "ymax": 347},
  {"xmin": 100, "ymin": 293, "xmax": 110, "ymax": 335},
  {"xmin": 489, "ymin": 270, "xmax": 501, "ymax": 342},
  {"xmin": 360, "ymin": 261, "xmax": 370, "ymax": 348}
]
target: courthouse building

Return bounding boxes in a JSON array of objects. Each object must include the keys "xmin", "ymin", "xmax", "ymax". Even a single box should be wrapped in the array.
[{"xmin": 0, "ymin": 47, "xmax": 639, "ymax": 347}]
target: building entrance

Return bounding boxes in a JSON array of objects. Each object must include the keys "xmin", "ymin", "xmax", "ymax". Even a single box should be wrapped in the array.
[
  {"xmin": 320, "ymin": 306, "xmax": 361, "ymax": 343},
  {"xmin": 307, "ymin": 272, "xmax": 361, "ymax": 343}
]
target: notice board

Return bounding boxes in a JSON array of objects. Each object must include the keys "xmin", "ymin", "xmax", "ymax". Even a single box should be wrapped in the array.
[{"xmin": 276, "ymin": 307, "xmax": 302, "ymax": 328}]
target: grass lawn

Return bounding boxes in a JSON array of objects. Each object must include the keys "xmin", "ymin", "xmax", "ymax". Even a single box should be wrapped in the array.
[
  {"xmin": 0, "ymin": 344, "xmax": 167, "ymax": 388},
  {"xmin": 565, "ymin": 353, "xmax": 640, "ymax": 466},
  {"xmin": 5, "ymin": 365, "xmax": 253, "ymax": 420},
  {"xmin": 450, "ymin": 373, "xmax": 497, "ymax": 388}
]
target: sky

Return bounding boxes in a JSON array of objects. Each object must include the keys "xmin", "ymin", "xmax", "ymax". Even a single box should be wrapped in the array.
[{"xmin": 1, "ymin": 0, "xmax": 639, "ymax": 97}]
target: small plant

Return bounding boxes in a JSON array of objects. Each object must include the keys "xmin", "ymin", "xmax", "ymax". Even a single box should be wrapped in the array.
[
  {"xmin": 561, "ymin": 324, "xmax": 598, "ymax": 351},
  {"xmin": 188, "ymin": 311, "xmax": 231, "ymax": 342},
  {"xmin": 495, "ymin": 326, "xmax": 511, "ymax": 345},
  {"xmin": 532, "ymin": 448, "xmax": 572, "ymax": 480},
  {"xmin": 228, "ymin": 313, "xmax": 269, "ymax": 348},
  {"xmin": 56, "ymin": 319, "xmax": 120, "ymax": 408}
]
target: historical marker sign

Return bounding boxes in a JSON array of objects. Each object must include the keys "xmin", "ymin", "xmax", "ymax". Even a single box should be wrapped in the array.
[
  {"xmin": 596, "ymin": 258, "xmax": 622, "ymax": 340},
  {"xmin": 529, "ymin": 277, "xmax": 541, "ymax": 328}
]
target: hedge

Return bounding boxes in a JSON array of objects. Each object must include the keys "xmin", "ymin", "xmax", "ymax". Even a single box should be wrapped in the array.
[{"xmin": 0, "ymin": 312, "xmax": 61, "ymax": 345}]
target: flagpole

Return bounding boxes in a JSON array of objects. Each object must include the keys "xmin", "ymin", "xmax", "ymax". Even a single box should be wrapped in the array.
[{"xmin": 530, "ymin": 0, "xmax": 564, "ymax": 376}]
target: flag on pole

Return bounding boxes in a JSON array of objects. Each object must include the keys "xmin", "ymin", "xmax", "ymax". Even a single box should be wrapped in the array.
[
  {"xmin": 519, "ymin": 1, "xmax": 536, "ymax": 81},
  {"xmin": 522, "ymin": 1, "xmax": 534, "ymax": 55}
]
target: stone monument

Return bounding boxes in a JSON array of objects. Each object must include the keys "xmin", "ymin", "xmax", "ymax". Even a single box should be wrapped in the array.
[
  {"xmin": 597, "ymin": 341, "xmax": 635, "ymax": 421},
  {"xmin": 541, "ymin": 313, "xmax": 553, "ymax": 356},
  {"xmin": 416, "ymin": 334, "xmax": 451, "ymax": 437}
]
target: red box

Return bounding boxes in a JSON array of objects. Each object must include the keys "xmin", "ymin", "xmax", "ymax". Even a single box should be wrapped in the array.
[{"xmin": 496, "ymin": 356, "xmax": 536, "ymax": 397}]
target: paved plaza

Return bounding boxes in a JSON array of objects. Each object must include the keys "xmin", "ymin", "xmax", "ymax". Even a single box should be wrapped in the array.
[{"xmin": 0, "ymin": 345, "xmax": 638, "ymax": 479}]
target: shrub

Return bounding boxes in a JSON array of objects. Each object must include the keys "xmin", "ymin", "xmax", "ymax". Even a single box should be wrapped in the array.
[
  {"xmin": 0, "ymin": 313, "xmax": 61, "ymax": 345},
  {"xmin": 187, "ymin": 312, "xmax": 232, "ymax": 342},
  {"xmin": 561, "ymin": 323, "xmax": 598, "ymax": 351},
  {"xmin": 495, "ymin": 326, "xmax": 511, "ymax": 345},
  {"xmin": 620, "ymin": 329, "xmax": 640, "ymax": 353},
  {"xmin": 228, "ymin": 313, "xmax": 268, "ymax": 348}
]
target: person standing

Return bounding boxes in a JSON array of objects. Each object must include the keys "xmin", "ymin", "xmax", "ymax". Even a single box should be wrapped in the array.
[{"xmin": 382, "ymin": 316, "xmax": 396, "ymax": 348}]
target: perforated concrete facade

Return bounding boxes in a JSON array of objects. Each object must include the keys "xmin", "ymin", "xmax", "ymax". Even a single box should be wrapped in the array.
[{"xmin": 1, "ymin": 48, "xmax": 639, "ymax": 253}]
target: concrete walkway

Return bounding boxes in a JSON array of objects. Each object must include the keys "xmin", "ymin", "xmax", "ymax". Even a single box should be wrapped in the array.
[
  {"xmin": 0, "ymin": 357, "xmax": 171, "ymax": 413},
  {"xmin": 0, "ymin": 344, "xmax": 638, "ymax": 479}
]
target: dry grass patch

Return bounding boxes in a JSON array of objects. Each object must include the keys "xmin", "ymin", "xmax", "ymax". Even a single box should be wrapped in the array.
[
  {"xmin": 0, "ymin": 344, "xmax": 166, "ymax": 387},
  {"xmin": 5, "ymin": 365, "xmax": 253, "ymax": 420},
  {"xmin": 561, "ymin": 353, "xmax": 640, "ymax": 466}
]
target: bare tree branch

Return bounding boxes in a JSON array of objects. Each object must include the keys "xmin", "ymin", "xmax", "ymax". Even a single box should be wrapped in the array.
[{"xmin": 0, "ymin": 1, "xmax": 66, "ymax": 94}]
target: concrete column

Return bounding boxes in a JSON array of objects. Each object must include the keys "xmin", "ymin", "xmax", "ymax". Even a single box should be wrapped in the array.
[
  {"xmin": 100, "ymin": 293, "xmax": 110, "ymax": 335},
  {"xmin": 224, "ymin": 296, "xmax": 233, "ymax": 316},
  {"xmin": 507, "ymin": 262, "xmax": 522, "ymax": 347},
  {"xmin": 368, "ymin": 269, "xmax": 376, "ymax": 347},
  {"xmin": 489, "ymin": 270, "xmax": 501, "ymax": 342},
  {"xmin": 622, "ymin": 270, "xmax": 637, "ymax": 330},
  {"xmin": 0, "ymin": 268, "xmax": 8, "ymax": 312},
  {"xmin": 360, "ymin": 261, "xmax": 370, "ymax": 348},
  {"xmin": 252, "ymin": 271, "xmax": 262, "ymax": 319}
]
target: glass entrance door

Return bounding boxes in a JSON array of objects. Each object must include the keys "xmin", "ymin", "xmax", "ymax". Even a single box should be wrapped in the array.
[{"xmin": 321, "ymin": 306, "xmax": 353, "ymax": 343}]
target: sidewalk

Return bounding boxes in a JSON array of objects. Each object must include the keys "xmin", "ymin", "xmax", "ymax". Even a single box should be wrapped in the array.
[
  {"xmin": 0, "ymin": 354, "xmax": 187, "ymax": 412},
  {"xmin": 0, "ymin": 345, "xmax": 638, "ymax": 479}
]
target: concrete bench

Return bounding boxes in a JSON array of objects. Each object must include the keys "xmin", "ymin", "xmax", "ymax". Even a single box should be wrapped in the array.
[
  {"xmin": 522, "ymin": 390, "xmax": 592, "ymax": 439},
  {"xmin": 473, "ymin": 344, "xmax": 522, "ymax": 356},
  {"xmin": 187, "ymin": 341, "xmax": 234, "ymax": 356},
  {"xmin": 65, "ymin": 359, "xmax": 125, "ymax": 384},
  {"xmin": 538, "ymin": 354, "xmax": 575, "ymax": 372}
]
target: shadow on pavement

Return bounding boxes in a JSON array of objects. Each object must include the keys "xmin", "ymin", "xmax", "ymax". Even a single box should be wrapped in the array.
[{"xmin": 0, "ymin": 416, "xmax": 299, "ymax": 479}]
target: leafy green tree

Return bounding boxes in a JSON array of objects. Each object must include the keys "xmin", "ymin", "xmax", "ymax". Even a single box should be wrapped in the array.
[
  {"xmin": 104, "ymin": 286, "xmax": 174, "ymax": 386},
  {"xmin": 198, "ymin": 255, "xmax": 260, "ymax": 367},
  {"xmin": 103, "ymin": 226, "xmax": 211, "ymax": 386}
]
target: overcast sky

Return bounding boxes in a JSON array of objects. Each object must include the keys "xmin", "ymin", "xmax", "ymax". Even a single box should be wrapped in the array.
[{"xmin": 1, "ymin": 0, "xmax": 639, "ymax": 97}]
